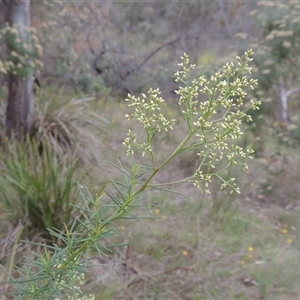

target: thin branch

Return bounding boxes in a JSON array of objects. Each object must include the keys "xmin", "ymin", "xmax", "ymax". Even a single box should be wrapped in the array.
[{"xmin": 120, "ymin": 37, "xmax": 182, "ymax": 80}]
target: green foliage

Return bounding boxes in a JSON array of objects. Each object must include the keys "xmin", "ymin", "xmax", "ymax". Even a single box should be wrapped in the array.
[
  {"xmin": 234, "ymin": 1, "xmax": 300, "ymax": 151},
  {"xmin": 0, "ymin": 136, "xmax": 82, "ymax": 241},
  {"xmin": 92, "ymin": 77, "xmax": 112, "ymax": 100},
  {"xmin": 31, "ymin": 1, "xmax": 97, "ymax": 93},
  {"xmin": 246, "ymin": 1, "xmax": 300, "ymax": 89}
]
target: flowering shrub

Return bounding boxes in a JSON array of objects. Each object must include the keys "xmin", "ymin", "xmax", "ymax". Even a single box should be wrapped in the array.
[
  {"xmin": 2, "ymin": 50, "xmax": 260, "ymax": 299},
  {"xmin": 0, "ymin": 23, "xmax": 43, "ymax": 78}
]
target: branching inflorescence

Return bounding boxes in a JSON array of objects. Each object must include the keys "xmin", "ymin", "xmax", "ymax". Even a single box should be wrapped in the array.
[
  {"xmin": 3, "ymin": 50, "xmax": 260, "ymax": 299},
  {"xmin": 123, "ymin": 49, "xmax": 260, "ymax": 193}
]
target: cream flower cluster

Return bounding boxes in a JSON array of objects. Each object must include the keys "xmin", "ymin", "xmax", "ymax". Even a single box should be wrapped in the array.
[
  {"xmin": 175, "ymin": 50, "xmax": 259, "ymax": 192},
  {"xmin": 124, "ymin": 50, "xmax": 260, "ymax": 193},
  {"xmin": 123, "ymin": 88, "xmax": 175, "ymax": 156}
]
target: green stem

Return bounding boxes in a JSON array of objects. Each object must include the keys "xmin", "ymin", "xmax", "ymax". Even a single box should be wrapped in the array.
[
  {"xmin": 131, "ymin": 129, "xmax": 196, "ymax": 198},
  {"xmin": 148, "ymin": 176, "xmax": 194, "ymax": 187}
]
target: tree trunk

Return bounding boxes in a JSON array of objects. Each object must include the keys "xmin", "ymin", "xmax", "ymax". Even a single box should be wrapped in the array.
[{"xmin": 5, "ymin": 0, "xmax": 34, "ymax": 139}]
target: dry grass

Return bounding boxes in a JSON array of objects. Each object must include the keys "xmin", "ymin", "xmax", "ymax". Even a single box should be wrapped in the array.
[
  {"xmin": 82, "ymin": 195, "xmax": 300, "ymax": 300},
  {"xmin": 77, "ymin": 100, "xmax": 300, "ymax": 300},
  {"xmin": 31, "ymin": 88, "xmax": 109, "ymax": 165}
]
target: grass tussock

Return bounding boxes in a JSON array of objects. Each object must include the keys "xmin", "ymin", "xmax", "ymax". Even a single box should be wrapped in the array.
[
  {"xmin": 0, "ymin": 88, "xmax": 108, "ymax": 243},
  {"xmin": 0, "ymin": 136, "xmax": 82, "ymax": 241},
  {"xmin": 31, "ymin": 88, "xmax": 108, "ymax": 165}
]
